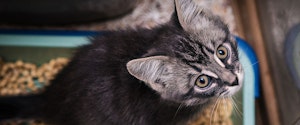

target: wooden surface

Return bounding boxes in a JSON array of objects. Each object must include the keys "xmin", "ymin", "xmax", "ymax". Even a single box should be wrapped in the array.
[
  {"xmin": 231, "ymin": 0, "xmax": 281, "ymax": 125},
  {"xmin": 256, "ymin": 0, "xmax": 300, "ymax": 125}
]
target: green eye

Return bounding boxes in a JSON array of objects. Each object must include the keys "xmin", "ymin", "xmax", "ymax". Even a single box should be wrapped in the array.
[
  {"xmin": 216, "ymin": 46, "xmax": 228, "ymax": 60},
  {"xmin": 195, "ymin": 75, "xmax": 211, "ymax": 88}
]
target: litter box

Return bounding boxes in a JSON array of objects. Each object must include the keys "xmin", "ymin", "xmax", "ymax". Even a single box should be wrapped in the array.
[{"xmin": 0, "ymin": 29, "xmax": 258, "ymax": 125}]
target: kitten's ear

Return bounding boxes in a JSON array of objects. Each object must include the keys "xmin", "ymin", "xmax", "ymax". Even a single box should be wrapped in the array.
[
  {"xmin": 175, "ymin": 0, "xmax": 213, "ymax": 33},
  {"xmin": 126, "ymin": 56, "xmax": 172, "ymax": 90}
]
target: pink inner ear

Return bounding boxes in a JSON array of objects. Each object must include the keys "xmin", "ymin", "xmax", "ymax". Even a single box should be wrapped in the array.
[{"xmin": 126, "ymin": 56, "xmax": 170, "ymax": 84}]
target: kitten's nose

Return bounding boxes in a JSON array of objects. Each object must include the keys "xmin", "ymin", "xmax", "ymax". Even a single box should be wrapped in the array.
[
  {"xmin": 225, "ymin": 77, "xmax": 239, "ymax": 86},
  {"xmin": 231, "ymin": 78, "xmax": 239, "ymax": 86}
]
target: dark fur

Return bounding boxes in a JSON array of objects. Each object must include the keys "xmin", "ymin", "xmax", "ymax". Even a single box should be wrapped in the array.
[
  {"xmin": 0, "ymin": 1, "xmax": 242, "ymax": 124},
  {"xmin": 0, "ymin": 14, "xmax": 208, "ymax": 125},
  {"xmin": 41, "ymin": 18, "xmax": 204, "ymax": 125}
]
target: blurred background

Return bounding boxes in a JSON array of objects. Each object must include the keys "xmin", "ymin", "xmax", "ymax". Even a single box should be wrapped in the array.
[{"xmin": 0, "ymin": 0, "xmax": 299, "ymax": 125}]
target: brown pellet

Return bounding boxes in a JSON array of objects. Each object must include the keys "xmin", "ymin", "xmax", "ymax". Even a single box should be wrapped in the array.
[{"xmin": 0, "ymin": 57, "xmax": 69, "ymax": 96}]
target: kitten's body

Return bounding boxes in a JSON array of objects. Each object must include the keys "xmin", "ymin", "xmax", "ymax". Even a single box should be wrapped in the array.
[
  {"xmin": 0, "ymin": 0, "xmax": 243, "ymax": 125},
  {"xmin": 42, "ymin": 25, "xmax": 203, "ymax": 125}
]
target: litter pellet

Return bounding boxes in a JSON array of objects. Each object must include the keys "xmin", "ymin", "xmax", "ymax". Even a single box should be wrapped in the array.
[{"xmin": 0, "ymin": 57, "xmax": 69, "ymax": 96}]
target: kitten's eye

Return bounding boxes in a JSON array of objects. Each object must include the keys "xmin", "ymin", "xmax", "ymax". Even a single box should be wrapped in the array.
[
  {"xmin": 195, "ymin": 75, "xmax": 211, "ymax": 88},
  {"xmin": 216, "ymin": 46, "xmax": 228, "ymax": 60}
]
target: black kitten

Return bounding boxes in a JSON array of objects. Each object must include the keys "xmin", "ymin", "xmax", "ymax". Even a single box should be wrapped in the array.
[{"xmin": 0, "ymin": 0, "xmax": 243, "ymax": 125}]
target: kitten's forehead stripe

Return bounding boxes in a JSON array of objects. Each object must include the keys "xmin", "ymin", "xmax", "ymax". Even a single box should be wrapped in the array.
[
  {"xmin": 200, "ymin": 47, "xmax": 208, "ymax": 57},
  {"xmin": 202, "ymin": 46, "xmax": 214, "ymax": 55},
  {"xmin": 187, "ymin": 63, "xmax": 202, "ymax": 72},
  {"xmin": 201, "ymin": 70, "xmax": 218, "ymax": 78},
  {"xmin": 175, "ymin": 38, "xmax": 214, "ymax": 65}
]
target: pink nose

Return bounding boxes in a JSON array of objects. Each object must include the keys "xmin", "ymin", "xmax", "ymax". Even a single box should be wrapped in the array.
[{"xmin": 225, "ymin": 77, "xmax": 238, "ymax": 86}]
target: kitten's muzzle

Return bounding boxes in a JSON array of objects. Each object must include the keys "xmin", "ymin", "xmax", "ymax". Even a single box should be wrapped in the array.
[
  {"xmin": 219, "ymin": 70, "xmax": 238, "ymax": 86},
  {"xmin": 224, "ymin": 77, "xmax": 239, "ymax": 86}
]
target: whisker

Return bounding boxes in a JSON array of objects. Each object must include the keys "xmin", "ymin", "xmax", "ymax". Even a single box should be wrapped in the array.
[
  {"xmin": 223, "ymin": 97, "xmax": 229, "ymax": 114},
  {"xmin": 230, "ymin": 97, "xmax": 243, "ymax": 119},
  {"xmin": 210, "ymin": 97, "xmax": 220, "ymax": 125},
  {"xmin": 233, "ymin": 98, "xmax": 243, "ymax": 118},
  {"xmin": 222, "ymin": 97, "xmax": 233, "ymax": 123},
  {"xmin": 242, "ymin": 61, "xmax": 260, "ymax": 71},
  {"xmin": 232, "ymin": 96, "xmax": 242, "ymax": 105},
  {"xmin": 173, "ymin": 103, "xmax": 183, "ymax": 119},
  {"xmin": 214, "ymin": 97, "xmax": 222, "ymax": 124},
  {"xmin": 251, "ymin": 61, "xmax": 259, "ymax": 66}
]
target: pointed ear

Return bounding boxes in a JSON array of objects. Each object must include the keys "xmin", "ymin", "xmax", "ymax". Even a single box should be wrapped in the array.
[
  {"xmin": 175, "ymin": 0, "xmax": 214, "ymax": 33},
  {"xmin": 126, "ymin": 56, "xmax": 172, "ymax": 90}
]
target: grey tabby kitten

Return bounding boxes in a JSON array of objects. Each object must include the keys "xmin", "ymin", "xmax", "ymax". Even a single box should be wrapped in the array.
[
  {"xmin": 127, "ymin": 0, "xmax": 243, "ymax": 104},
  {"xmin": 0, "ymin": 0, "xmax": 243, "ymax": 124}
]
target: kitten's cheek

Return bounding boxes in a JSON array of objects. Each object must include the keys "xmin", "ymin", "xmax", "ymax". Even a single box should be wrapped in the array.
[{"xmin": 236, "ymin": 64, "xmax": 244, "ymax": 86}]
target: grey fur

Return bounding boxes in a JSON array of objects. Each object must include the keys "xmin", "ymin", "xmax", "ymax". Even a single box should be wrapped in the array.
[
  {"xmin": 0, "ymin": 0, "xmax": 244, "ymax": 124},
  {"xmin": 175, "ymin": 0, "xmax": 228, "ymax": 47},
  {"xmin": 127, "ymin": 56, "xmax": 195, "ymax": 104},
  {"xmin": 127, "ymin": 0, "xmax": 243, "ymax": 106}
]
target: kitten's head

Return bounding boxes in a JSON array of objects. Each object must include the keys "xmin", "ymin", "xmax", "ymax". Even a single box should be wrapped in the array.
[{"xmin": 126, "ymin": 0, "xmax": 244, "ymax": 106}]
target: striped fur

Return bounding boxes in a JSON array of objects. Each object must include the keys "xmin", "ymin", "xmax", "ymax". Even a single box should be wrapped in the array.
[
  {"xmin": 127, "ymin": 0, "xmax": 243, "ymax": 106},
  {"xmin": 0, "ymin": 0, "xmax": 244, "ymax": 124}
]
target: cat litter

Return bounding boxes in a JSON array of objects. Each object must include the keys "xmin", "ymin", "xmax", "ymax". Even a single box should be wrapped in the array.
[{"xmin": 0, "ymin": 57, "xmax": 69, "ymax": 96}]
